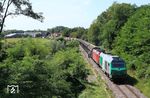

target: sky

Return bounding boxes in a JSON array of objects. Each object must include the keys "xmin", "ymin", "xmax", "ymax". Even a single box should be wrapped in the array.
[{"xmin": 4, "ymin": 0, "xmax": 150, "ymax": 30}]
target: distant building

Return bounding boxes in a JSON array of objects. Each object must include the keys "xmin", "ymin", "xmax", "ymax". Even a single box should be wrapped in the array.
[
  {"xmin": 51, "ymin": 32, "xmax": 62, "ymax": 37},
  {"xmin": 5, "ymin": 33, "xmax": 17, "ymax": 38},
  {"xmin": 4, "ymin": 33, "xmax": 24, "ymax": 38},
  {"xmin": 24, "ymin": 31, "xmax": 41, "ymax": 37},
  {"xmin": 4, "ymin": 31, "xmax": 48, "ymax": 38}
]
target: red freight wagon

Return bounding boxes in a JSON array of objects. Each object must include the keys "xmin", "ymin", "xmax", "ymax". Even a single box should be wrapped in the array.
[{"xmin": 91, "ymin": 47, "xmax": 104, "ymax": 64}]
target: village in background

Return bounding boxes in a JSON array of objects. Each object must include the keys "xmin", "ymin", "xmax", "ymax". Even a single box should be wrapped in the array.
[{"xmin": 3, "ymin": 30, "xmax": 62, "ymax": 38}]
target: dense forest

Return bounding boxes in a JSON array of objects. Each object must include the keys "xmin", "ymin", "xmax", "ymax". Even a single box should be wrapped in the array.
[{"xmin": 0, "ymin": 38, "xmax": 89, "ymax": 98}]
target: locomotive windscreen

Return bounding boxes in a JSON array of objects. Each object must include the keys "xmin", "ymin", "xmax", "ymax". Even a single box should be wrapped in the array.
[{"xmin": 112, "ymin": 61, "xmax": 125, "ymax": 68}]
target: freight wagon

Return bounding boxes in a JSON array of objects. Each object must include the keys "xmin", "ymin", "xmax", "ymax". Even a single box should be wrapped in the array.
[{"xmin": 90, "ymin": 47, "xmax": 105, "ymax": 64}]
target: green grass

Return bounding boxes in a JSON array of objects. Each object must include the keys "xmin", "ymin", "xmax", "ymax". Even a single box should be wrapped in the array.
[
  {"xmin": 2, "ymin": 38, "xmax": 22, "ymax": 43},
  {"xmin": 128, "ymin": 70, "xmax": 150, "ymax": 98},
  {"xmin": 2, "ymin": 38, "xmax": 50, "ymax": 44},
  {"xmin": 135, "ymin": 79, "xmax": 150, "ymax": 98},
  {"xmin": 79, "ymin": 59, "xmax": 113, "ymax": 98},
  {"xmin": 79, "ymin": 79, "xmax": 112, "ymax": 98}
]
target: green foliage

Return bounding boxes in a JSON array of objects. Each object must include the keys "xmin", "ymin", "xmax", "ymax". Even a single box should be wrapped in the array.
[
  {"xmin": 71, "ymin": 27, "xmax": 87, "ymax": 39},
  {"xmin": 88, "ymin": 2, "xmax": 136, "ymax": 49},
  {"xmin": 0, "ymin": 38, "xmax": 88, "ymax": 98},
  {"xmin": 6, "ymin": 38, "xmax": 50, "ymax": 60},
  {"xmin": 61, "ymin": 27, "xmax": 88, "ymax": 39},
  {"xmin": 50, "ymin": 48, "xmax": 88, "ymax": 79},
  {"xmin": 79, "ymin": 81, "xmax": 110, "ymax": 98},
  {"xmin": 49, "ymin": 40, "xmax": 65, "ymax": 54},
  {"xmin": 62, "ymin": 28, "xmax": 71, "ymax": 37},
  {"xmin": 88, "ymin": 23, "xmax": 100, "ymax": 45},
  {"xmin": 66, "ymin": 40, "xmax": 79, "ymax": 48},
  {"xmin": 113, "ymin": 5, "xmax": 150, "ymax": 79},
  {"xmin": 135, "ymin": 78, "xmax": 150, "ymax": 98},
  {"xmin": 0, "ymin": 42, "xmax": 7, "ymax": 61},
  {"xmin": 47, "ymin": 26, "xmax": 69, "ymax": 34}
]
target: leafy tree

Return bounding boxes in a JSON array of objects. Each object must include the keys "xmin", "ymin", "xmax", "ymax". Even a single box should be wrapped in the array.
[
  {"xmin": 49, "ymin": 47, "xmax": 88, "ymax": 97},
  {"xmin": 47, "ymin": 26, "xmax": 68, "ymax": 34},
  {"xmin": 61, "ymin": 27, "xmax": 87, "ymax": 39},
  {"xmin": 88, "ymin": 23, "xmax": 100, "ymax": 45},
  {"xmin": 71, "ymin": 27, "xmax": 87, "ymax": 38},
  {"xmin": 113, "ymin": 5, "xmax": 150, "ymax": 78},
  {"xmin": 88, "ymin": 2, "xmax": 136, "ymax": 49},
  {"xmin": 62, "ymin": 28, "xmax": 71, "ymax": 37},
  {"xmin": 0, "ymin": 0, "xmax": 44, "ymax": 34},
  {"xmin": 49, "ymin": 40, "xmax": 65, "ymax": 54},
  {"xmin": 0, "ymin": 39, "xmax": 88, "ymax": 98}
]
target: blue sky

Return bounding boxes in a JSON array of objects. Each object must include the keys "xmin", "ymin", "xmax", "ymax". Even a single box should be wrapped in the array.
[{"xmin": 4, "ymin": 0, "xmax": 150, "ymax": 30}]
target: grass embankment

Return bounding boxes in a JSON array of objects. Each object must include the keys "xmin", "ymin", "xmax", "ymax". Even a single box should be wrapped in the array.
[
  {"xmin": 79, "ymin": 60, "xmax": 113, "ymax": 98},
  {"xmin": 3, "ymin": 38, "xmax": 49, "ymax": 43},
  {"xmin": 128, "ymin": 71, "xmax": 150, "ymax": 98},
  {"xmin": 136, "ymin": 79, "xmax": 150, "ymax": 98}
]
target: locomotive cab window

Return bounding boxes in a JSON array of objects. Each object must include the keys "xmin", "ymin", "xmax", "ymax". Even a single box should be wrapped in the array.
[{"xmin": 112, "ymin": 61, "xmax": 125, "ymax": 68}]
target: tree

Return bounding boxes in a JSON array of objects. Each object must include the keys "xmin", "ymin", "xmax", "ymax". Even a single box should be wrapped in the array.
[
  {"xmin": 87, "ymin": 2, "xmax": 136, "ymax": 49},
  {"xmin": 0, "ymin": 0, "xmax": 44, "ymax": 34},
  {"xmin": 113, "ymin": 5, "xmax": 150, "ymax": 78},
  {"xmin": 88, "ymin": 23, "xmax": 100, "ymax": 45}
]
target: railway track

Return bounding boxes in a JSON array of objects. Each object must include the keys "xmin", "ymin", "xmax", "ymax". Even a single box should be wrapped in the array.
[{"xmin": 79, "ymin": 40, "xmax": 147, "ymax": 98}]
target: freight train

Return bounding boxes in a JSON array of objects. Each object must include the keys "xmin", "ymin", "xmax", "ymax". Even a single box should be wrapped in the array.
[{"xmin": 79, "ymin": 39, "xmax": 127, "ymax": 79}]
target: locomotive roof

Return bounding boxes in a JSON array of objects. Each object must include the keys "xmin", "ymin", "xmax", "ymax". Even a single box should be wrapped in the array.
[
  {"xmin": 100, "ymin": 52, "xmax": 122, "ymax": 63},
  {"xmin": 92, "ymin": 47, "xmax": 105, "ymax": 53}
]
